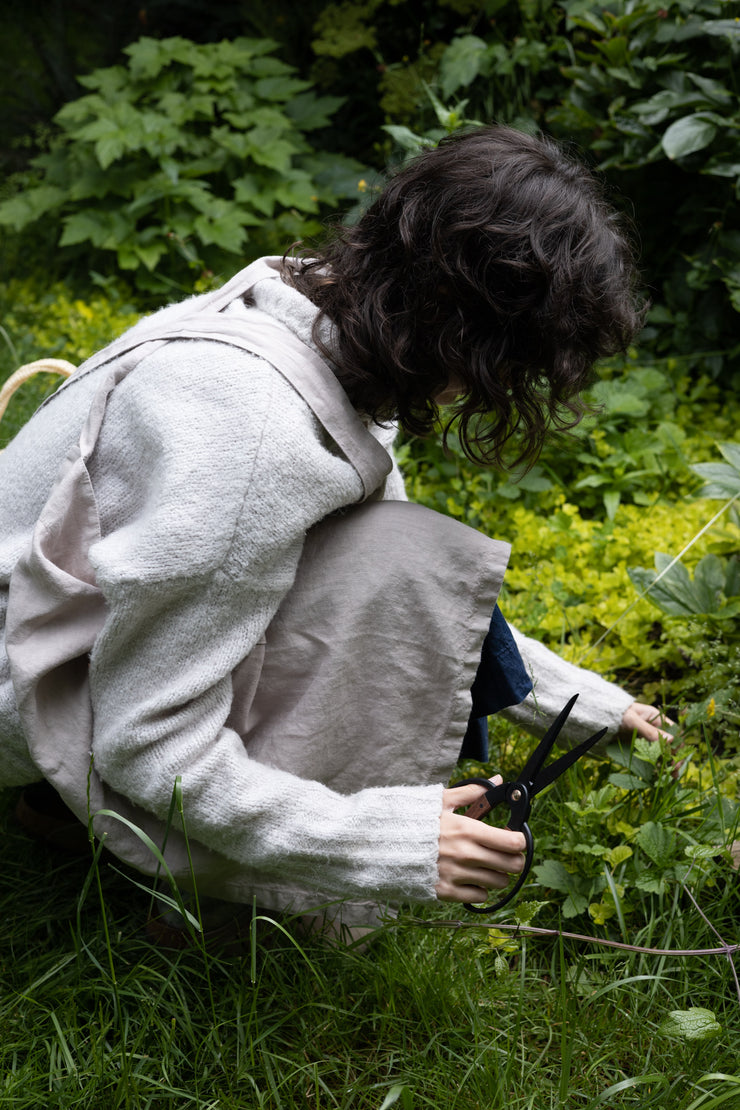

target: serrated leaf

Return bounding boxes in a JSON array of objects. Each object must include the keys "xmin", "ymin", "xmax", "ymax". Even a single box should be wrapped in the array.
[
  {"xmin": 0, "ymin": 185, "xmax": 67, "ymax": 229},
  {"xmin": 658, "ymin": 1008, "xmax": 721, "ymax": 1041},
  {"xmin": 635, "ymin": 821, "xmax": 676, "ymax": 869},
  {"xmin": 632, "ymin": 737, "xmax": 661, "ymax": 765},
  {"xmin": 514, "ymin": 900, "xmax": 549, "ymax": 925},
  {"xmin": 532, "ymin": 859, "xmax": 578, "ymax": 893},
  {"xmin": 284, "ymin": 92, "xmax": 344, "ymax": 131},
  {"xmin": 662, "ymin": 115, "xmax": 717, "ymax": 160}
]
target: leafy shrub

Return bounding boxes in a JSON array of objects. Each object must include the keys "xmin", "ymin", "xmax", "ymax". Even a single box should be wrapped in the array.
[
  {"xmin": 531, "ymin": 732, "xmax": 739, "ymax": 923},
  {"xmin": 410, "ymin": 0, "xmax": 740, "ymax": 383},
  {"xmin": 401, "ymin": 359, "xmax": 740, "ymax": 743},
  {"xmin": 0, "ymin": 36, "xmax": 366, "ymax": 294},
  {"xmin": 628, "ymin": 443, "xmax": 740, "ymax": 738}
]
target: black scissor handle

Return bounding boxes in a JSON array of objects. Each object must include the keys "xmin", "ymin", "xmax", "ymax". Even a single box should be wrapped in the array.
[{"xmin": 450, "ymin": 777, "xmax": 534, "ymax": 914}]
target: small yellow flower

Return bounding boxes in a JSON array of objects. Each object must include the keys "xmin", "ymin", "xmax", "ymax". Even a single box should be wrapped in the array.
[
  {"xmin": 357, "ymin": 179, "xmax": 367, "ymax": 192},
  {"xmin": 707, "ymin": 697, "xmax": 716, "ymax": 718}
]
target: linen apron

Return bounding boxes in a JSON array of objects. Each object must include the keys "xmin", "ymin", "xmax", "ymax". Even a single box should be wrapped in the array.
[{"xmin": 5, "ymin": 258, "xmax": 514, "ymax": 919}]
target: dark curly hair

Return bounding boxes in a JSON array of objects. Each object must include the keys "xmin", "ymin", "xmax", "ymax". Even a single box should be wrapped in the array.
[{"xmin": 283, "ymin": 125, "xmax": 644, "ymax": 468}]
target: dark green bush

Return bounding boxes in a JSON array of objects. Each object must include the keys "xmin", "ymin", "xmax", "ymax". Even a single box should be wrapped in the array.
[
  {"xmin": 0, "ymin": 36, "xmax": 366, "ymax": 295},
  {"xmin": 398, "ymin": 0, "xmax": 740, "ymax": 384}
]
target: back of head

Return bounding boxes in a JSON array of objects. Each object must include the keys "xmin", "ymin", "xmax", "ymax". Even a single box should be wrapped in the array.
[{"xmin": 288, "ymin": 125, "xmax": 643, "ymax": 468}]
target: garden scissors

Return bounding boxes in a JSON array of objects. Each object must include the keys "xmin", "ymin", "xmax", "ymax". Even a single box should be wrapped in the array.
[{"xmin": 451, "ymin": 693, "xmax": 607, "ymax": 914}]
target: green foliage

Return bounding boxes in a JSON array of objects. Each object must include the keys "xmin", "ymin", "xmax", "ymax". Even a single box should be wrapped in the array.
[
  {"xmin": 627, "ymin": 443, "xmax": 740, "ymax": 736},
  {"xmin": 402, "ymin": 355, "xmax": 740, "ymax": 742},
  {"xmin": 463, "ymin": 716, "xmax": 740, "ymax": 930},
  {"xmin": 547, "ymin": 0, "xmax": 740, "ymax": 384},
  {"xmin": 423, "ymin": 0, "xmax": 740, "ymax": 382},
  {"xmin": 657, "ymin": 1008, "xmax": 722, "ymax": 1042},
  {"xmin": 0, "ymin": 279, "xmax": 140, "ymax": 446},
  {"xmin": 0, "ymin": 36, "xmax": 366, "ymax": 294}
]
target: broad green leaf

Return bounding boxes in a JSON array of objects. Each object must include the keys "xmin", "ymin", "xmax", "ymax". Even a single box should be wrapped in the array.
[
  {"xmin": 691, "ymin": 460, "xmax": 740, "ymax": 499},
  {"xmin": 607, "ymin": 845, "xmax": 633, "ymax": 867},
  {"xmin": 635, "ymin": 875, "xmax": 665, "ymax": 894},
  {"xmin": 702, "ymin": 20, "xmax": 740, "ymax": 38},
  {"xmin": 718, "ymin": 441, "xmax": 740, "ymax": 472},
  {"xmin": 532, "ymin": 859, "xmax": 577, "ymax": 893},
  {"xmin": 59, "ymin": 209, "xmax": 134, "ymax": 249},
  {"xmin": 382, "ymin": 125, "xmax": 433, "ymax": 153},
  {"xmin": 687, "ymin": 73, "xmax": 735, "ymax": 106},
  {"xmin": 308, "ymin": 151, "xmax": 371, "ymax": 200},
  {"xmin": 0, "ymin": 186, "xmax": 66, "ymax": 229},
  {"xmin": 95, "ymin": 136, "xmax": 127, "ymax": 170},
  {"xmin": 658, "ymin": 1009, "xmax": 721, "ymax": 1041},
  {"xmin": 629, "ymin": 557, "xmax": 708, "ymax": 617},
  {"xmin": 254, "ymin": 75, "xmax": 311, "ymax": 102},
  {"xmin": 193, "ymin": 207, "xmax": 248, "ymax": 252},
  {"xmin": 609, "ymin": 772, "xmax": 649, "ymax": 792},
  {"xmin": 632, "ymin": 737, "xmax": 661, "ymax": 766},
  {"xmin": 562, "ymin": 892, "xmax": 589, "ymax": 917},
  {"xmin": 132, "ymin": 241, "xmax": 167, "ymax": 271},
  {"xmin": 439, "ymin": 35, "xmax": 488, "ymax": 99},
  {"xmin": 285, "ymin": 93, "xmax": 345, "ymax": 131},
  {"xmin": 232, "ymin": 175, "xmax": 275, "ymax": 217},
  {"xmin": 662, "ymin": 115, "xmax": 717, "ymax": 160},
  {"xmin": 636, "ymin": 821, "xmax": 676, "ymax": 870},
  {"xmin": 605, "ymin": 743, "xmax": 653, "ymax": 780},
  {"xmin": 589, "ymin": 900, "xmax": 615, "ymax": 925},
  {"xmin": 273, "ymin": 171, "xmax": 319, "ymax": 213}
]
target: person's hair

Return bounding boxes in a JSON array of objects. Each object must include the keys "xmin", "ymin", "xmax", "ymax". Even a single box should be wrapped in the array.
[{"xmin": 283, "ymin": 125, "xmax": 644, "ymax": 468}]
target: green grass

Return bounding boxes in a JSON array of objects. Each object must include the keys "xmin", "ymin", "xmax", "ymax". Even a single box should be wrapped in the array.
[
  {"xmin": 1, "ymin": 779, "xmax": 738, "ymax": 1110},
  {"xmin": 1, "ymin": 294, "xmax": 739, "ymax": 1107}
]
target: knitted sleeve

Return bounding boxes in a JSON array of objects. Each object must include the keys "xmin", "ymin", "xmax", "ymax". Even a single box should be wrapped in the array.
[
  {"xmin": 500, "ymin": 625, "xmax": 634, "ymax": 746},
  {"xmin": 87, "ymin": 341, "xmax": 443, "ymax": 904}
]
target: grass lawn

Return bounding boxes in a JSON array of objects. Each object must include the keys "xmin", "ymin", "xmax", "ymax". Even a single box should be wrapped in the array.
[{"xmin": 1, "ymin": 774, "xmax": 738, "ymax": 1110}]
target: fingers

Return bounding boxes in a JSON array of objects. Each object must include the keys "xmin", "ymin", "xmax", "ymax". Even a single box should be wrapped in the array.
[
  {"xmin": 435, "ymin": 803, "xmax": 528, "ymax": 904},
  {"xmin": 621, "ymin": 702, "xmax": 676, "ymax": 744}
]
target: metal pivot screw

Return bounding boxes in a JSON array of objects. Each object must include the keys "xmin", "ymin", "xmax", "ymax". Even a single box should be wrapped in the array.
[{"xmin": 510, "ymin": 788, "xmax": 522, "ymax": 803}]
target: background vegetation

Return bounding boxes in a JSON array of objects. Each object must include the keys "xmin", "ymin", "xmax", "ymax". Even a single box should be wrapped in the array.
[{"xmin": 0, "ymin": 1, "xmax": 738, "ymax": 1106}]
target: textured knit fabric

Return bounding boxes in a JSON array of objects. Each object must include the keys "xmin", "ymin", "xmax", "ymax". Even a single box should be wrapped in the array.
[{"xmin": 0, "ymin": 259, "xmax": 635, "ymax": 916}]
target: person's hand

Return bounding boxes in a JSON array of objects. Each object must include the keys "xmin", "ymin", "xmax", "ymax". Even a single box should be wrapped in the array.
[
  {"xmin": 620, "ymin": 702, "xmax": 675, "ymax": 743},
  {"xmin": 436, "ymin": 776, "xmax": 527, "ymax": 904}
]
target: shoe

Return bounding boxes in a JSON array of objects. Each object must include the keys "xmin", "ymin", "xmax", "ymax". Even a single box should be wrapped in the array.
[{"xmin": 14, "ymin": 781, "xmax": 91, "ymax": 856}]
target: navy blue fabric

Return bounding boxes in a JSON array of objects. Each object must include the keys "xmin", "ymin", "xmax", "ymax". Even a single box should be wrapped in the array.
[{"xmin": 460, "ymin": 606, "xmax": 532, "ymax": 761}]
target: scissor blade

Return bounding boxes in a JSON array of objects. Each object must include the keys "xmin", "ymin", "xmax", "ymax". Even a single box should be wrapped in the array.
[
  {"xmin": 517, "ymin": 693, "xmax": 580, "ymax": 786},
  {"xmin": 530, "ymin": 726, "xmax": 607, "ymax": 796}
]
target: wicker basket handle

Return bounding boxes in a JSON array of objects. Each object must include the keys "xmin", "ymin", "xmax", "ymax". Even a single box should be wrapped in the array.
[{"xmin": 0, "ymin": 359, "xmax": 76, "ymax": 424}]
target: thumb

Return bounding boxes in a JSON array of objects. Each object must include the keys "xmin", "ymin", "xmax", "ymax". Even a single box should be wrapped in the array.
[{"xmin": 443, "ymin": 775, "xmax": 503, "ymax": 811}]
